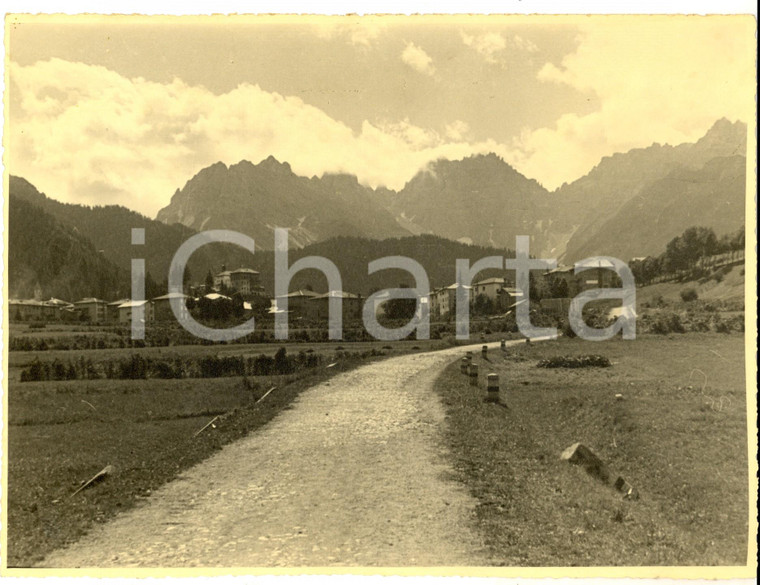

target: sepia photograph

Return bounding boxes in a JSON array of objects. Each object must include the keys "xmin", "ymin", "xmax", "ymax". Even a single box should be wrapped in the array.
[{"xmin": 1, "ymin": 8, "xmax": 756, "ymax": 580}]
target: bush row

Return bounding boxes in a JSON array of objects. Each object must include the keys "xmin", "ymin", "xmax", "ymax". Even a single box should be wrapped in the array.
[
  {"xmin": 537, "ymin": 355, "xmax": 612, "ymax": 368},
  {"xmin": 639, "ymin": 312, "xmax": 744, "ymax": 335},
  {"xmin": 19, "ymin": 348, "xmax": 324, "ymax": 382}
]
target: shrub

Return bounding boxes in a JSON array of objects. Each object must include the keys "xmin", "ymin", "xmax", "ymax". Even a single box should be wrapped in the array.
[
  {"xmin": 537, "ymin": 355, "xmax": 612, "ymax": 369},
  {"xmin": 118, "ymin": 354, "xmax": 148, "ymax": 379},
  {"xmin": 252, "ymin": 354, "xmax": 275, "ymax": 376},
  {"xmin": 680, "ymin": 288, "xmax": 698, "ymax": 302},
  {"xmin": 650, "ymin": 312, "xmax": 685, "ymax": 335},
  {"xmin": 274, "ymin": 347, "xmax": 293, "ymax": 375},
  {"xmin": 560, "ymin": 320, "xmax": 577, "ymax": 338}
]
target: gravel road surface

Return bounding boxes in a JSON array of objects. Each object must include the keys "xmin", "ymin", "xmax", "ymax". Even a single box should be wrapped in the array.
[{"xmin": 40, "ymin": 343, "xmax": 505, "ymax": 568}]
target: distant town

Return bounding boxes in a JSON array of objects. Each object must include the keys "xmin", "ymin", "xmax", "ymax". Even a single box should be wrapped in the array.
[{"xmin": 9, "ymin": 259, "xmax": 634, "ymax": 326}]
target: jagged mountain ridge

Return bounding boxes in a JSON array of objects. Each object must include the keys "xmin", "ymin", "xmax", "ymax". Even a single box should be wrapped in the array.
[
  {"xmin": 155, "ymin": 118, "xmax": 746, "ymax": 263},
  {"xmin": 381, "ymin": 152, "xmax": 556, "ymax": 254},
  {"xmin": 562, "ymin": 154, "xmax": 747, "ymax": 261},
  {"xmin": 555, "ymin": 118, "xmax": 747, "ymax": 261},
  {"xmin": 156, "ymin": 156, "xmax": 410, "ymax": 249}
]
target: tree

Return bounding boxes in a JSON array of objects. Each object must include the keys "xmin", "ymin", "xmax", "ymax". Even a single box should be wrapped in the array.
[
  {"xmin": 231, "ymin": 294, "xmax": 245, "ymax": 318},
  {"xmin": 385, "ymin": 297, "xmax": 417, "ymax": 320},
  {"xmin": 274, "ymin": 347, "xmax": 292, "ymax": 374},
  {"xmin": 205, "ymin": 270, "xmax": 214, "ymax": 290},
  {"xmin": 529, "ymin": 271, "xmax": 543, "ymax": 302},
  {"xmin": 548, "ymin": 276, "xmax": 569, "ymax": 299},
  {"xmin": 663, "ymin": 227, "xmax": 718, "ymax": 272},
  {"xmin": 473, "ymin": 293, "xmax": 495, "ymax": 315}
]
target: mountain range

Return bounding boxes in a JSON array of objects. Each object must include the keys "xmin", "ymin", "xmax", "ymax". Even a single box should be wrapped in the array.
[
  {"xmin": 156, "ymin": 157, "xmax": 409, "ymax": 249},
  {"xmin": 156, "ymin": 118, "xmax": 747, "ymax": 262},
  {"xmin": 7, "ymin": 117, "xmax": 748, "ymax": 300}
]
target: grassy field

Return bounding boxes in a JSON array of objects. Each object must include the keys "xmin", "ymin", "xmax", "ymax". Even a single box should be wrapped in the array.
[
  {"xmin": 3, "ymin": 343, "xmax": 423, "ymax": 567},
  {"xmin": 435, "ymin": 333, "xmax": 749, "ymax": 566}
]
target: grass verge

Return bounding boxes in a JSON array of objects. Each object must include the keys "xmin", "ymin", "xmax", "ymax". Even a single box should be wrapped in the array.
[
  {"xmin": 6, "ymin": 353, "xmax": 378, "ymax": 567},
  {"xmin": 435, "ymin": 333, "xmax": 748, "ymax": 566}
]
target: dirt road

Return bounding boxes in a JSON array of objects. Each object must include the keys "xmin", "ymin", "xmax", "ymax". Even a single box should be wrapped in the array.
[{"xmin": 40, "ymin": 342, "xmax": 505, "ymax": 568}]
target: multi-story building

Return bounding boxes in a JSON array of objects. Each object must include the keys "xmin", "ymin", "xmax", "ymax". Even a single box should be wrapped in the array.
[
  {"xmin": 107, "ymin": 299, "xmax": 130, "ymax": 323},
  {"xmin": 306, "ymin": 291, "xmax": 363, "ymax": 322},
  {"xmin": 152, "ymin": 292, "xmax": 190, "ymax": 321},
  {"xmin": 229, "ymin": 268, "xmax": 263, "ymax": 295},
  {"xmin": 116, "ymin": 300, "xmax": 154, "ymax": 325},
  {"xmin": 73, "ymin": 298, "xmax": 108, "ymax": 323},
  {"xmin": 272, "ymin": 289, "xmax": 320, "ymax": 318}
]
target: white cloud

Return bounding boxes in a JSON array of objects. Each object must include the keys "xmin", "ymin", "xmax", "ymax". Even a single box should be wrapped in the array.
[
  {"xmin": 401, "ymin": 42, "xmax": 435, "ymax": 76},
  {"xmin": 511, "ymin": 18, "xmax": 754, "ymax": 189},
  {"xmin": 9, "ymin": 58, "xmax": 508, "ymax": 217},
  {"xmin": 512, "ymin": 35, "xmax": 538, "ymax": 53},
  {"xmin": 445, "ymin": 120, "xmax": 471, "ymax": 141},
  {"xmin": 314, "ymin": 20, "xmax": 386, "ymax": 47},
  {"xmin": 460, "ymin": 31, "xmax": 507, "ymax": 63}
]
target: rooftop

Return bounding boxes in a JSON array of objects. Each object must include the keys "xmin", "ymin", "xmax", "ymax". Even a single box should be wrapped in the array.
[
  {"xmin": 152, "ymin": 292, "xmax": 190, "ymax": 300},
  {"xmin": 204, "ymin": 293, "xmax": 231, "ymax": 301},
  {"xmin": 117, "ymin": 300, "xmax": 151, "ymax": 309},
  {"xmin": 444, "ymin": 283, "xmax": 473, "ymax": 290},
  {"xmin": 310, "ymin": 290, "xmax": 361, "ymax": 299},
  {"xmin": 275, "ymin": 289, "xmax": 320, "ymax": 299},
  {"xmin": 108, "ymin": 298, "xmax": 131, "ymax": 306}
]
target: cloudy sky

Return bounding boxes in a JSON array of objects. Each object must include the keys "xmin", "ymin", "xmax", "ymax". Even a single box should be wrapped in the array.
[{"xmin": 7, "ymin": 14, "xmax": 755, "ymax": 217}]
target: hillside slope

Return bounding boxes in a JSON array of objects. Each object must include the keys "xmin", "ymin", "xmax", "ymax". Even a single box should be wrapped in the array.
[
  {"xmin": 563, "ymin": 155, "xmax": 746, "ymax": 262},
  {"xmin": 557, "ymin": 119, "xmax": 747, "ymax": 261},
  {"xmin": 8, "ymin": 196, "xmax": 127, "ymax": 300},
  {"xmin": 9, "ymin": 176, "xmax": 253, "ymax": 286}
]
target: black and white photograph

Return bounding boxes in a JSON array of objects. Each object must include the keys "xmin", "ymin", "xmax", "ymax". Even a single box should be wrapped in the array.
[{"xmin": 1, "ymin": 8, "xmax": 756, "ymax": 579}]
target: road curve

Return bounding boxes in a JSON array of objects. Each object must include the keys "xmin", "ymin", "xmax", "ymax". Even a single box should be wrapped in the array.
[{"xmin": 40, "ymin": 342, "xmax": 508, "ymax": 568}]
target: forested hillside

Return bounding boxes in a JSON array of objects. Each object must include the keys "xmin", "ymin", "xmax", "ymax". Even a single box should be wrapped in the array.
[{"xmin": 8, "ymin": 197, "xmax": 129, "ymax": 300}]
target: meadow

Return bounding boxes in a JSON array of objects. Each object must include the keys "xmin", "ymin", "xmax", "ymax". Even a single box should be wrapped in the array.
[
  {"xmin": 4, "ymin": 339, "xmax": 445, "ymax": 567},
  {"xmin": 435, "ymin": 333, "xmax": 750, "ymax": 566}
]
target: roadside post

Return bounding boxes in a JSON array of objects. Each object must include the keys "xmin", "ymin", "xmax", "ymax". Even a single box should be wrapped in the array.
[
  {"xmin": 486, "ymin": 373, "xmax": 500, "ymax": 403},
  {"xmin": 469, "ymin": 362, "xmax": 479, "ymax": 387}
]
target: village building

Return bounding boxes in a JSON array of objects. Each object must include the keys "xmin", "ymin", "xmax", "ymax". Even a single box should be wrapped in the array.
[
  {"xmin": 229, "ymin": 268, "xmax": 263, "ymax": 295},
  {"xmin": 497, "ymin": 287, "xmax": 524, "ymax": 312},
  {"xmin": 430, "ymin": 283, "xmax": 473, "ymax": 318},
  {"xmin": 107, "ymin": 298, "xmax": 130, "ymax": 323},
  {"xmin": 543, "ymin": 265, "xmax": 578, "ymax": 297},
  {"xmin": 472, "ymin": 277, "xmax": 507, "ymax": 301},
  {"xmin": 8, "ymin": 299, "xmax": 61, "ymax": 322},
  {"xmin": 116, "ymin": 300, "xmax": 154, "ymax": 325},
  {"xmin": 272, "ymin": 289, "xmax": 320, "ymax": 318},
  {"xmin": 306, "ymin": 291, "xmax": 363, "ymax": 322},
  {"xmin": 73, "ymin": 298, "xmax": 108, "ymax": 323},
  {"xmin": 152, "ymin": 292, "xmax": 190, "ymax": 321},
  {"xmin": 213, "ymin": 269, "xmax": 232, "ymax": 290},
  {"xmin": 543, "ymin": 260, "xmax": 619, "ymax": 298},
  {"xmin": 212, "ymin": 266, "xmax": 264, "ymax": 297}
]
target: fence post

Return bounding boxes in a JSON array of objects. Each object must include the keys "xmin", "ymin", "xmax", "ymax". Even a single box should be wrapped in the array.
[
  {"xmin": 469, "ymin": 363, "xmax": 479, "ymax": 387},
  {"xmin": 481, "ymin": 344, "xmax": 488, "ymax": 358},
  {"xmin": 486, "ymin": 373, "xmax": 500, "ymax": 403}
]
